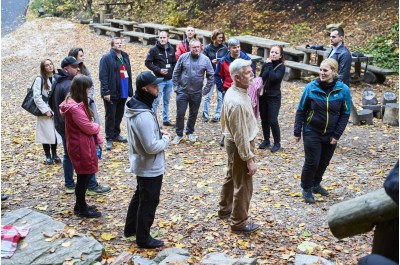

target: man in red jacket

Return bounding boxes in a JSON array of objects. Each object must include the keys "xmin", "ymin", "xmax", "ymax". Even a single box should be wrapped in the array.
[{"xmin": 175, "ymin": 25, "xmax": 195, "ymax": 60}]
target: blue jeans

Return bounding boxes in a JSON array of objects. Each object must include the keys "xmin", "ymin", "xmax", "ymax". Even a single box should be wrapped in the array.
[
  {"xmin": 175, "ymin": 91, "xmax": 202, "ymax": 136},
  {"xmin": 203, "ymin": 85, "xmax": 223, "ymax": 120},
  {"xmin": 152, "ymin": 80, "xmax": 172, "ymax": 122},
  {"xmin": 62, "ymin": 136, "xmax": 98, "ymax": 189}
]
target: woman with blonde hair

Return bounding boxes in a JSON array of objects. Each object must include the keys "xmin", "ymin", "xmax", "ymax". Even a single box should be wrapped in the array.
[{"xmin": 294, "ymin": 58, "xmax": 352, "ymax": 204}]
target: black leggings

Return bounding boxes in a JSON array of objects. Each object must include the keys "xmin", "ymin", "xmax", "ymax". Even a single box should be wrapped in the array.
[
  {"xmin": 259, "ymin": 96, "xmax": 281, "ymax": 143},
  {"xmin": 75, "ymin": 174, "xmax": 93, "ymax": 212},
  {"xmin": 42, "ymin": 144, "xmax": 57, "ymax": 157}
]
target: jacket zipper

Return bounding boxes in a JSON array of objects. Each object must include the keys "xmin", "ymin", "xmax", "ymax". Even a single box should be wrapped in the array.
[{"xmin": 323, "ymin": 88, "xmax": 340, "ymax": 134}]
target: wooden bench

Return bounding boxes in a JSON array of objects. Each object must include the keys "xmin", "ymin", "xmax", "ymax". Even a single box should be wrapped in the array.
[
  {"xmin": 93, "ymin": 25, "xmax": 123, "ymax": 37},
  {"xmin": 361, "ymin": 64, "xmax": 397, "ymax": 83},
  {"xmin": 104, "ymin": 19, "xmax": 137, "ymax": 31},
  {"xmin": 284, "ymin": 60, "xmax": 320, "ymax": 81},
  {"xmin": 89, "ymin": 23, "xmax": 110, "ymax": 30},
  {"xmin": 248, "ymin": 54, "xmax": 264, "ymax": 64},
  {"xmin": 283, "ymin": 47, "xmax": 305, "ymax": 62},
  {"xmin": 121, "ymin": 31, "xmax": 157, "ymax": 45},
  {"xmin": 168, "ymin": 39, "xmax": 181, "ymax": 50}
]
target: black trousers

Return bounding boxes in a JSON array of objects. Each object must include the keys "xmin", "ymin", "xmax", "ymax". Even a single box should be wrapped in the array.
[
  {"xmin": 259, "ymin": 96, "xmax": 281, "ymax": 143},
  {"xmin": 103, "ymin": 98, "xmax": 127, "ymax": 141},
  {"xmin": 124, "ymin": 175, "xmax": 163, "ymax": 243},
  {"xmin": 75, "ymin": 173, "xmax": 93, "ymax": 212},
  {"xmin": 300, "ymin": 130, "xmax": 337, "ymax": 190}
]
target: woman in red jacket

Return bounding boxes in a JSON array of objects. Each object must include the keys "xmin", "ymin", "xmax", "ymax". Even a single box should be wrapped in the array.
[{"xmin": 60, "ymin": 74, "xmax": 103, "ymax": 218}]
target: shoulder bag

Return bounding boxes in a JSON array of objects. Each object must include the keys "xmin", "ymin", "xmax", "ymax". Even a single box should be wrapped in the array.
[{"xmin": 21, "ymin": 77, "xmax": 47, "ymax": 116}]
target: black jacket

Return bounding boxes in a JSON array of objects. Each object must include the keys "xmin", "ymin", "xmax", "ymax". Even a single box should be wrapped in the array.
[
  {"xmin": 260, "ymin": 61, "xmax": 286, "ymax": 98},
  {"xmin": 99, "ymin": 49, "xmax": 133, "ymax": 99},
  {"xmin": 50, "ymin": 69, "xmax": 73, "ymax": 137},
  {"xmin": 145, "ymin": 41, "xmax": 176, "ymax": 80},
  {"xmin": 327, "ymin": 44, "xmax": 352, "ymax": 86},
  {"xmin": 202, "ymin": 43, "xmax": 228, "ymax": 70}
]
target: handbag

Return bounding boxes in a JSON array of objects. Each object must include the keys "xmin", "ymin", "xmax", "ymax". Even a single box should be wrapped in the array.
[{"xmin": 21, "ymin": 77, "xmax": 47, "ymax": 116}]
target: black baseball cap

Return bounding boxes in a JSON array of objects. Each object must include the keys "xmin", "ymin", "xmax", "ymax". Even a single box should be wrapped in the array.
[
  {"xmin": 61, "ymin": 56, "xmax": 82, "ymax": 68},
  {"xmin": 136, "ymin": 71, "xmax": 164, "ymax": 90}
]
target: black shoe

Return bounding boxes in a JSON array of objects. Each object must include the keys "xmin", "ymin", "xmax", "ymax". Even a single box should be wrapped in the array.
[
  {"xmin": 74, "ymin": 205, "xmax": 97, "ymax": 214},
  {"xmin": 53, "ymin": 155, "xmax": 61, "ymax": 164},
  {"xmin": 45, "ymin": 156, "xmax": 53, "ymax": 165},
  {"xmin": 1, "ymin": 194, "xmax": 9, "ymax": 201},
  {"xmin": 211, "ymin": 117, "xmax": 220, "ymax": 123},
  {"xmin": 302, "ymin": 189, "xmax": 315, "ymax": 204},
  {"xmin": 162, "ymin": 120, "xmax": 175, "ymax": 127},
  {"xmin": 231, "ymin": 223, "xmax": 260, "ymax": 233},
  {"xmin": 124, "ymin": 230, "xmax": 136, "ymax": 238},
  {"xmin": 259, "ymin": 140, "xmax": 271, "ymax": 149},
  {"xmin": 218, "ymin": 211, "xmax": 231, "ymax": 219},
  {"xmin": 220, "ymin": 136, "xmax": 225, "ymax": 147},
  {"xmin": 114, "ymin": 135, "xmax": 127, "ymax": 143},
  {"xmin": 106, "ymin": 140, "xmax": 113, "ymax": 150},
  {"xmin": 78, "ymin": 209, "xmax": 102, "ymax": 218},
  {"xmin": 313, "ymin": 185, "xmax": 329, "ymax": 196},
  {"xmin": 271, "ymin": 142, "xmax": 281, "ymax": 153},
  {"xmin": 137, "ymin": 236, "xmax": 164, "ymax": 249}
]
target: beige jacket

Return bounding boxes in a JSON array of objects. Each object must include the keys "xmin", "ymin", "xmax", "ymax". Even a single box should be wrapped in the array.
[{"xmin": 221, "ymin": 85, "xmax": 258, "ymax": 161}]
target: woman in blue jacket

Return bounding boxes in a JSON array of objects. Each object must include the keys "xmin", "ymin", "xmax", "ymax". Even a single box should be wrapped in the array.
[{"xmin": 294, "ymin": 58, "xmax": 351, "ymax": 204}]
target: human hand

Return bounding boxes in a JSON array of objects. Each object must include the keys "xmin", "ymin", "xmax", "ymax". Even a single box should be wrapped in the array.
[
  {"xmin": 212, "ymin": 59, "xmax": 218, "ymax": 65},
  {"xmin": 266, "ymin": 58, "xmax": 272, "ymax": 63},
  {"xmin": 160, "ymin": 69, "xmax": 168, "ymax": 75},
  {"xmin": 330, "ymin": 137, "xmax": 338, "ymax": 145},
  {"xmin": 104, "ymin": 95, "xmax": 111, "ymax": 102},
  {"xmin": 294, "ymin": 136, "xmax": 301, "ymax": 143},
  {"xmin": 45, "ymin": 111, "xmax": 53, "ymax": 117},
  {"xmin": 161, "ymin": 130, "xmax": 171, "ymax": 141},
  {"xmin": 246, "ymin": 159, "xmax": 257, "ymax": 176}
]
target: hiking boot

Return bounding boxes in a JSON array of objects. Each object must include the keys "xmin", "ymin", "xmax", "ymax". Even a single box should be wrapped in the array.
[
  {"xmin": 87, "ymin": 184, "xmax": 111, "ymax": 196},
  {"xmin": 74, "ymin": 205, "xmax": 97, "ymax": 214},
  {"xmin": 187, "ymin": 134, "xmax": 197, "ymax": 143},
  {"xmin": 259, "ymin": 140, "xmax": 271, "ymax": 149},
  {"xmin": 302, "ymin": 189, "xmax": 315, "ymax": 204},
  {"xmin": 78, "ymin": 209, "xmax": 102, "ymax": 218},
  {"xmin": 271, "ymin": 142, "xmax": 281, "ymax": 153},
  {"xmin": 313, "ymin": 184, "xmax": 329, "ymax": 196},
  {"xmin": 162, "ymin": 120, "xmax": 175, "ymax": 127},
  {"xmin": 105, "ymin": 140, "xmax": 113, "ymax": 150},
  {"xmin": 114, "ymin": 135, "xmax": 127, "ymax": 143},
  {"xmin": 172, "ymin": 135, "xmax": 183, "ymax": 145},
  {"xmin": 231, "ymin": 223, "xmax": 260, "ymax": 233},
  {"xmin": 137, "ymin": 236, "xmax": 164, "ymax": 249},
  {"xmin": 65, "ymin": 186, "xmax": 75, "ymax": 194}
]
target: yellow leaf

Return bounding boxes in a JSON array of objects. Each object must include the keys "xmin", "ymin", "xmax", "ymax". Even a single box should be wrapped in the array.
[
  {"xmin": 61, "ymin": 241, "xmax": 72, "ymax": 247},
  {"xmin": 175, "ymin": 243, "xmax": 185, "ymax": 248},
  {"xmin": 34, "ymin": 204, "xmax": 48, "ymax": 211},
  {"xmin": 101, "ymin": 233, "xmax": 116, "ymax": 241},
  {"xmin": 12, "ymin": 138, "xmax": 22, "ymax": 144},
  {"xmin": 273, "ymin": 203, "xmax": 281, "ymax": 208},
  {"xmin": 183, "ymin": 160, "xmax": 195, "ymax": 164},
  {"xmin": 261, "ymin": 186, "xmax": 269, "ymax": 191},
  {"xmin": 96, "ymin": 197, "xmax": 106, "ymax": 202}
]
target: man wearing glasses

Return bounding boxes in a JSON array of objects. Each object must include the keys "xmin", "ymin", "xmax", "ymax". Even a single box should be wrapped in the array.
[{"xmin": 171, "ymin": 39, "xmax": 214, "ymax": 144}]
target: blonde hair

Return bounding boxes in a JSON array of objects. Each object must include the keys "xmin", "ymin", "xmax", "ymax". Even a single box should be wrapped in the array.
[{"xmin": 321, "ymin": 58, "xmax": 339, "ymax": 79}]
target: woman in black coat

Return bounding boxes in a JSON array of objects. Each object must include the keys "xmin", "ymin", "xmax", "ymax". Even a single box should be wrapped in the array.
[{"xmin": 259, "ymin": 45, "xmax": 286, "ymax": 152}]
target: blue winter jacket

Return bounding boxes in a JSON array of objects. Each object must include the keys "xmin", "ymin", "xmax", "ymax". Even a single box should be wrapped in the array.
[
  {"xmin": 328, "ymin": 44, "xmax": 352, "ymax": 86},
  {"xmin": 294, "ymin": 79, "xmax": 351, "ymax": 140}
]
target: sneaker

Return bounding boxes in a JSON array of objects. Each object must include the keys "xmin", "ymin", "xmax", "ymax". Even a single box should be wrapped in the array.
[
  {"xmin": 65, "ymin": 186, "xmax": 75, "ymax": 194},
  {"xmin": 302, "ymin": 189, "xmax": 315, "ymax": 204},
  {"xmin": 313, "ymin": 185, "xmax": 329, "ymax": 196},
  {"xmin": 78, "ymin": 209, "xmax": 102, "ymax": 218},
  {"xmin": 211, "ymin": 117, "xmax": 220, "ymax": 123},
  {"xmin": 172, "ymin": 135, "xmax": 183, "ymax": 145},
  {"xmin": 271, "ymin": 142, "xmax": 281, "ymax": 153},
  {"xmin": 137, "ymin": 236, "xmax": 164, "ymax": 249},
  {"xmin": 259, "ymin": 140, "xmax": 271, "ymax": 149},
  {"xmin": 162, "ymin": 120, "xmax": 175, "ymax": 127},
  {"xmin": 114, "ymin": 135, "xmax": 127, "ymax": 143},
  {"xmin": 187, "ymin": 134, "xmax": 197, "ymax": 143},
  {"xmin": 105, "ymin": 140, "xmax": 113, "ymax": 150},
  {"xmin": 45, "ymin": 156, "xmax": 53, "ymax": 165},
  {"xmin": 203, "ymin": 117, "xmax": 209, "ymax": 123},
  {"xmin": 87, "ymin": 185, "xmax": 111, "ymax": 196}
]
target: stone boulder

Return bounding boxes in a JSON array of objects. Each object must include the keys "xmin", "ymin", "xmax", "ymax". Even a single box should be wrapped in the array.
[
  {"xmin": 295, "ymin": 254, "xmax": 334, "ymax": 265},
  {"xmin": 1, "ymin": 208, "xmax": 103, "ymax": 265},
  {"xmin": 153, "ymin": 247, "xmax": 190, "ymax": 263}
]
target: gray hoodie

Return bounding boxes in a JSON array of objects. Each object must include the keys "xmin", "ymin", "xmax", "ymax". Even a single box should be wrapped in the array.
[{"xmin": 125, "ymin": 97, "xmax": 169, "ymax": 177}]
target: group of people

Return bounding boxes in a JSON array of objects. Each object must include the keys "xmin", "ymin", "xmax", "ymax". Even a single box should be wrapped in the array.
[{"xmin": 30, "ymin": 26, "xmax": 354, "ymax": 248}]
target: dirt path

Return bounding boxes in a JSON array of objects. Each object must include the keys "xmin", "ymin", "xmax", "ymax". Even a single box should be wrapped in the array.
[{"xmin": 1, "ymin": 17, "xmax": 398, "ymax": 264}]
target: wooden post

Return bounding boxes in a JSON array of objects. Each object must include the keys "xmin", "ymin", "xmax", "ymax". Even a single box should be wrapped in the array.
[
  {"xmin": 328, "ymin": 188, "xmax": 399, "ymax": 239},
  {"xmin": 383, "ymin": 103, "xmax": 399, "ymax": 126}
]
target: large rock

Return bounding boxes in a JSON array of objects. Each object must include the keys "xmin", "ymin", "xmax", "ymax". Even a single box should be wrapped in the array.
[
  {"xmin": 153, "ymin": 247, "xmax": 190, "ymax": 263},
  {"xmin": 1, "ymin": 208, "xmax": 103, "ymax": 265},
  {"xmin": 131, "ymin": 255, "xmax": 157, "ymax": 265},
  {"xmin": 159, "ymin": 253, "xmax": 190, "ymax": 265},
  {"xmin": 295, "ymin": 254, "xmax": 334, "ymax": 265},
  {"xmin": 201, "ymin": 252, "xmax": 237, "ymax": 265}
]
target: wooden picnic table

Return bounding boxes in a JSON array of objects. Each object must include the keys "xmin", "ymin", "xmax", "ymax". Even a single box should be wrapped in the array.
[
  {"xmin": 137, "ymin": 23, "xmax": 175, "ymax": 35},
  {"xmin": 234, "ymin": 35, "xmax": 290, "ymax": 59},
  {"xmin": 169, "ymin": 27, "xmax": 213, "ymax": 45},
  {"xmin": 295, "ymin": 45, "xmax": 374, "ymax": 77},
  {"xmin": 105, "ymin": 18, "xmax": 138, "ymax": 31}
]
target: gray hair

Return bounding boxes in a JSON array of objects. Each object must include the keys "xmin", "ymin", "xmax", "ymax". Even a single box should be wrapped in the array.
[
  {"xmin": 189, "ymin": 38, "xmax": 201, "ymax": 47},
  {"xmin": 226, "ymin": 37, "xmax": 240, "ymax": 47},
  {"xmin": 229, "ymin": 59, "xmax": 252, "ymax": 82}
]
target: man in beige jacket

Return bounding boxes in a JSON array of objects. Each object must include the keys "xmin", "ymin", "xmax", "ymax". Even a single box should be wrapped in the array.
[{"xmin": 218, "ymin": 58, "xmax": 259, "ymax": 233}]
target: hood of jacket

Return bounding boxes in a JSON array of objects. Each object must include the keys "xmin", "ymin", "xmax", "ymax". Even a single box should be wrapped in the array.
[
  {"xmin": 54, "ymin": 69, "xmax": 73, "ymax": 83},
  {"xmin": 59, "ymin": 98, "xmax": 85, "ymax": 117},
  {"xmin": 125, "ymin": 97, "xmax": 152, "ymax": 119}
]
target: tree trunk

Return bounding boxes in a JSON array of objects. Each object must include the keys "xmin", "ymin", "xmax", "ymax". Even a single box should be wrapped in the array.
[{"xmin": 328, "ymin": 188, "xmax": 399, "ymax": 239}]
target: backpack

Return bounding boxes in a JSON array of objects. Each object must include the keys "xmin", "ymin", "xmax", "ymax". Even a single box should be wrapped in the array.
[{"xmin": 48, "ymin": 79, "xmax": 58, "ymax": 111}]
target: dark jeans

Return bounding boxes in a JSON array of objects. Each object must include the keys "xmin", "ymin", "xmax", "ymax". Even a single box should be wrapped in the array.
[
  {"xmin": 259, "ymin": 96, "xmax": 281, "ymax": 143},
  {"xmin": 124, "ymin": 175, "xmax": 163, "ymax": 242},
  {"xmin": 300, "ymin": 130, "xmax": 337, "ymax": 190},
  {"xmin": 62, "ymin": 136, "xmax": 98, "ymax": 189},
  {"xmin": 103, "ymin": 97, "xmax": 127, "ymax": 141},
  {"xmin": 75, "ymin": 173, "xmax": 93, "ymax": 212},
  {"xmin": 175, "ymin": 91, "xmax": 202, "ymax": 137},
  {"xmin": 43, "ymin": 143, "xmax": 57, "ymax": 157}
]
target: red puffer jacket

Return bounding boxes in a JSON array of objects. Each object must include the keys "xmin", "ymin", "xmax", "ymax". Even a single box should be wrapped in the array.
[{"xmin": 60, "ymin": 98, "xmax": 103, "ymax": 174}]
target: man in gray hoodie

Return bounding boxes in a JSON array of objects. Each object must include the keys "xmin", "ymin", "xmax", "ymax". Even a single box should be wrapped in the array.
[{"xmin": 124, "ymin": 71, "xmax": 171, "ymax": 249}]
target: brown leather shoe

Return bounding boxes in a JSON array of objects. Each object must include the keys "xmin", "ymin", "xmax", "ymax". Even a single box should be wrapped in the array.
[
  {"xmin": 218, "ymin": 211, "xmax": 231, "ymax": 219},
  {"xmin": 231, "ymin": 223, "xmax": 259, "ymax": 233}
]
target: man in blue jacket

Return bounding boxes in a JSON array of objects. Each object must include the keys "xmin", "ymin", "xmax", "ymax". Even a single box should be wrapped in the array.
[
  {"xmin": 327, "ymin": 27, "xmax": 352, "ymax": 86},
  {"xmin": 99, "ymin": 37, "xmax": 133, "ymax": 150}
]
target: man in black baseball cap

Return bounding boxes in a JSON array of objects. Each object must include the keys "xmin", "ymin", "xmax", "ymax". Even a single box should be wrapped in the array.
[
  {"xmin": 123, "ymin": 71, "xmax": 170, "ymax": 249},
  {"xmin": 60, "ymin": 56, "xmax": 82, "ymax": 68}
]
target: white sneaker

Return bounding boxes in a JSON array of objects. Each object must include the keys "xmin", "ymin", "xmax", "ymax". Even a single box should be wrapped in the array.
[
  {"xmin": 188, "ymin": 134, "xmax": 197, "ymax": 143},
  {"xmin": 172, "ymin": 135, "xmax": 183, "ymax": 145}
]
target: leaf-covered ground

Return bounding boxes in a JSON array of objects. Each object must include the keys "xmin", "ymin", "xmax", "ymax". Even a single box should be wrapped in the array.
[{"xmin": 1, "ymin": 17, "xmax": 398, "ymax": 264}]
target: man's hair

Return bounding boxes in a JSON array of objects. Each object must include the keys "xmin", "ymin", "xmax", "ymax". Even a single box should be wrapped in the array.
[
  {"xmin": 331, "ymin": 27, "xmax": 345, "ymax": 37},
  {"xmin": 226, "ymin": 37, "xmax": 240, "ymax": 47},
  {"xmin": 229, "ymin": 59, "xmax": 252, "ymax": 82},
  {"xmin": 186, "ymin": 25, "xmax": 195, "ymax": 30},
  {"xmin": 111, "ymin": 37, "xmax": 122, "ymax": 47},
  {"xmin": 189, "ymin": 38, "xmax": 201, "ymax": 47},
  {"xmin": 211, "ymin": 29, "xmax": 225, "ymax": 42},
  {"xmin": 159, "ymin": 30, "xmax": 169, "ymax": 37}
]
